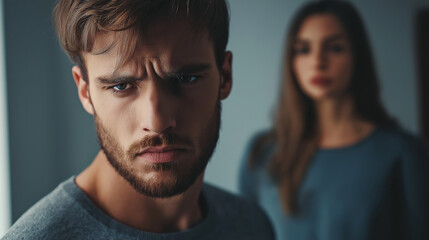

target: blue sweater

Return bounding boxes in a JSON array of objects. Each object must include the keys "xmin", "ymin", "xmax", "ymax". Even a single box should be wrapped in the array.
[{"xmin": 239, "ymin": 128, "xmax": 429, "ymax": 240}]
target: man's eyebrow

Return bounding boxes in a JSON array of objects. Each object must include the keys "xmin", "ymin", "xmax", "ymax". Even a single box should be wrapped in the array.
[
  {"xmin": 96, "ymin": 64, "xmax": 212, "ymax": 84},
  {"xmin": 96, "ymin": 75, "xmax": 142, "ymax": 85},
  {"xmin": 170, "ymin": 63, "xmax": 212, "ymax": 75}
]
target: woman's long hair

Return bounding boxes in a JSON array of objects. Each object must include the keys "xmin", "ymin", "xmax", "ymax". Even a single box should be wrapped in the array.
[{"xmin": 249, "ymin": 0, "xmax": 395, "ymax": 214}]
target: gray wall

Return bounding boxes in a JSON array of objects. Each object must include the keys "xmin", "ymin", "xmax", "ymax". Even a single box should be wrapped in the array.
[
  {"xmin": 5, "ymin": 0, "xmax": 427, "ymax": 223},
  {"xmin": 5, "ymin": 0, "xmax": 98, "ymax": 222}
]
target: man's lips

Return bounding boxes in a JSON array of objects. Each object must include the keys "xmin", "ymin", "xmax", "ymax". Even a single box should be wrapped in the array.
[{"xmin": 136, "ymin": 146, "xmax": 189, "ymax": 164}]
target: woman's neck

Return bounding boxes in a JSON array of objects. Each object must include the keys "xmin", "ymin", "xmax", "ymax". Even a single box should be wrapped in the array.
[{"xmin": 315, "ymin": 96, "xmax": 375, "ymax": 148}]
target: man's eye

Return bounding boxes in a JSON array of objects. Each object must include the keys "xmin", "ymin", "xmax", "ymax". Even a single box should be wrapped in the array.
[
  {"xmin": 175, "ymin": 74, "xmax": 200, "ymax": 84},
  {"xmin": 111, "ymin": 83, "xmax": 131, "ymax": 92}
]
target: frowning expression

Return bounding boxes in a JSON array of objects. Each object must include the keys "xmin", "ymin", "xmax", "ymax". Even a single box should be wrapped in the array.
[{"xmin": 73, "ymin": 18, "xmax": 232, "ymax": 197}]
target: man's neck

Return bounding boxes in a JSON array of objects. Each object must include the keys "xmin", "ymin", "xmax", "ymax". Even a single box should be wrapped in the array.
[{"xmin": 75, "ymin": 151, "xmax": 204, "ymax": 233}]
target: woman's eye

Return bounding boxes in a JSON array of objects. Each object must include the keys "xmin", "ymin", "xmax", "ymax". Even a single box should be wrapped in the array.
[
  {"xmin": 175, "ymin": 74, "xmax": 200, "ymax": 84},
  {"xmin": 294, "ymin": 46, "xmax": 309, "ymax": 55},
  {"xmin": 112, "ymin": 83, "xmax": 130, "ymax": 91},
  {"xmin": 329, "ymin": 44, "xmax": 344, "ymax": 53}
]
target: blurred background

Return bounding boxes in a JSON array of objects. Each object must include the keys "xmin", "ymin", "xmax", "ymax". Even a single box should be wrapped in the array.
[{"xmin": 0, "ymin": 0, "xmax": 428, "ymax": 235}]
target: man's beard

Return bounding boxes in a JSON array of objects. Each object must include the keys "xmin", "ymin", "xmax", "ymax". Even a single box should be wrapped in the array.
[{"xmin": 94, "ymin": 99, "xmax": 221, "ymax": 198}]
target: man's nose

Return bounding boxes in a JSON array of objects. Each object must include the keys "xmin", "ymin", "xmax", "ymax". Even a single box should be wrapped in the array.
[{"xmin": 139, "ymin": 81, "xmax": 176, "ymax": 134}]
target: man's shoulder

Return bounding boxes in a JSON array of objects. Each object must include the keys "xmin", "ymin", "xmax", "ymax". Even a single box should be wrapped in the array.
[
  {"xmin": 2, "ymin": 177, "xmax": 103, "ymax": 240},
  {"xmin": 202, "ymin": 183, "xmax": 274, "ymax": 239}
]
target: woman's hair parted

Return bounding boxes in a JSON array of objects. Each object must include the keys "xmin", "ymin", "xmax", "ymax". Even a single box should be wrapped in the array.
[
  {"xmin": 53, "ymin": 0, "xmax": 230, "ymax": 82},
  {"xmin": 249, "ymin": 0, "xmax": 395, "ymax": 214}
]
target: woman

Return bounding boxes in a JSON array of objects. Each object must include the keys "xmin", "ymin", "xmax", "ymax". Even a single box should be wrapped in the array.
[{"xmin": 239, "ymin": 1, "xmax": 429, "ymax": 239}]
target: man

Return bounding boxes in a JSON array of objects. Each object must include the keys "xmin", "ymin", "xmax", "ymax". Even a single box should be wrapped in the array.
[{"xmin": 2, "ymin": 0, "xmax": 274, "ymax": 239}]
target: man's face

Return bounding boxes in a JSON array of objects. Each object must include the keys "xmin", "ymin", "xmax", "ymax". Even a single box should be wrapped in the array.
[{"xmin": 73, "ymin": 19, "xmax": 232, "ymax": 198}]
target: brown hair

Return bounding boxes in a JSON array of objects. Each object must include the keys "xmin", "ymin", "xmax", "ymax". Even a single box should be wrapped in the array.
[
  {"xmin": 53, "ymin": 0, "xmax": 230, "ymax": 82},
  {"xmin": 249, "ymin": 0, "xmax": 395, "ymax": 214}
]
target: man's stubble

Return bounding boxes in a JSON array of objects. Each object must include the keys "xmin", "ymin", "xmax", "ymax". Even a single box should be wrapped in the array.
[{"xmin": 93, "ymin": 95, "xmax": 221, "ymax": 198}]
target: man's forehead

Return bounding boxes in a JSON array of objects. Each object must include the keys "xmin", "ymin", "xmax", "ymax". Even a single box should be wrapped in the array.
[{"xmin": 83, "ymin": 20, "xmax": 215, "ymax": 77}]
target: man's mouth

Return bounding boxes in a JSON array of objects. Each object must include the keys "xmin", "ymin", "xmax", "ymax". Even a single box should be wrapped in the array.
[{"xmin": 135, "ymin": 145, "xmax": 189, "ymax": 164}]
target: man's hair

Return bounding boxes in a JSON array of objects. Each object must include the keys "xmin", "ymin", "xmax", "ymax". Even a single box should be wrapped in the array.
[{"xmin": 54, "ymin": 0, "xmax": 230, "ymax": 82}]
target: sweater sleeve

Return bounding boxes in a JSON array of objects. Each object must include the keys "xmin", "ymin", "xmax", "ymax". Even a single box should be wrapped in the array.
[{"xmin": 398, "ymin": 135, "xmax": 429, "ymax": 239}]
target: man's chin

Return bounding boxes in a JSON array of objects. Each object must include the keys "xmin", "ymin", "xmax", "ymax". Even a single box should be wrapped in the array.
[
  {"xmin": 122, "ymin": 169, "xmax": 203, "ymax": 198},
  {"xmin": 131, "ymin": 177, "xmax": 192, "ymax": 198}
]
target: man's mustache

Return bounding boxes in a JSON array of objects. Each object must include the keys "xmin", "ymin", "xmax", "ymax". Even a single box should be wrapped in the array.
[{"xmin": 127, "ymin": 133, "xmax": 193, "ymax": 157}]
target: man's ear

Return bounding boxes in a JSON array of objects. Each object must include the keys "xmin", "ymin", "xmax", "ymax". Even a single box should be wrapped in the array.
[
  {"xmin": 72, "ymin": 66, "xmax": 94, "ymax": 115},
  {"xmin": 219, "ymin": 51, "xmax": 232, "ymax": 100}
]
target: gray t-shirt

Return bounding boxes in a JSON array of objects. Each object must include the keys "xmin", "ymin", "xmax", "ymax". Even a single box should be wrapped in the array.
[{"xmin": 3, "ymin": 177, "xmax": 274, "ymax": 240}]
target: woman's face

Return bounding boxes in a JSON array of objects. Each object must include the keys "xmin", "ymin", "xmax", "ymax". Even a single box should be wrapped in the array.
[{"xmin": 292, "ymin": 14, "xmax": 353, "ymax": 101}]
